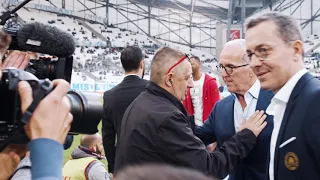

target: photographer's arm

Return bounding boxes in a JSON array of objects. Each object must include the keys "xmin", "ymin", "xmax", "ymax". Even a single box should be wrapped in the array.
[
  {"xmin": 18, "ymin": 79, "xmax": 73, "ymax": 180},
  {"xmin": 27, "ymin": 139, "xmax": 63, "ymax": 180}
]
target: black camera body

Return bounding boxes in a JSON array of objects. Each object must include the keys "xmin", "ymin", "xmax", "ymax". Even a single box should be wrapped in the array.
[
  {"xmin": 0, "ymin": 69, "xmax": 103, "ymax": 144},
  {"xmin": 0, "ymin": 69, "xmax": 54, "ymax": 143},
  {"xmin": 25, "ymin": 56, "xmax": 74, "ymax": 83}
]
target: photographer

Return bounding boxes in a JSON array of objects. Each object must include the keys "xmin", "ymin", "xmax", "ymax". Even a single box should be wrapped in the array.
[{"xmin": 0, "ymin": 28, "xmax": 73, "ymax": 180}]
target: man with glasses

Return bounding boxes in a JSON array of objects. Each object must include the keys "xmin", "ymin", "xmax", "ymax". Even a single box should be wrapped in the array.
[
  {"xmin": 195, "ymin": 39, "xmax": 274, "ymax": 180},
  {"xmin": 114, "ymin": 47, "xmax": 268, "ymax": 179},
  {"xmin": 246, "ymin": 12, "xmax": 320, "ymax": 180},
  {"xmin": 183, "ymin": 56, "xmax": 220, "ymax": 126}
]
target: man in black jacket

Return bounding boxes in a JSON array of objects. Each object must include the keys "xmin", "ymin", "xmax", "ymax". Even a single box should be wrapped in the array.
[
  {"xmin": 114, "ymin": 47, "xmax": 268, "ymax": 179},
  {"xmin": 102, "ymin": 46, "xmax": 148, "ymax": 174}
]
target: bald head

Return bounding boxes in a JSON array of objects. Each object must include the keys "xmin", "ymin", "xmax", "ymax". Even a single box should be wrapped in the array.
[
  {"xmin": 80, "ymin": 133, "xmax": 102, "ymax": 148},
  {"xmin": 150, "ymin": 47, "xmax": 185, "ymax": 84}
]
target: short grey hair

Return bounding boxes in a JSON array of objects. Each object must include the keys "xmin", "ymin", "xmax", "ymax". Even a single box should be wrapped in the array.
[
  {"xmin": 246, "ymin": 12, "xmax": 302, "ymax": 43},
  {"xmin": 223, "ymin": 39, "xmax": 248, "ymax": 62},
  {"xmin": 150, "ymin": 47, "xmax": 185, "ymax": 84},
  {"xmin": 224, "ymin": 39, "xmax": 246, "ymax": 54}
]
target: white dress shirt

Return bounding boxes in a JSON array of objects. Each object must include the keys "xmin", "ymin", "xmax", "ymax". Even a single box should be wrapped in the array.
[
  {"xmin": 233, "ymin": 80, "xmax": 260, "ymax": 132},
  {"xmin": 266, "ymin": 69, "xmax": 307, "ymax": 180}
]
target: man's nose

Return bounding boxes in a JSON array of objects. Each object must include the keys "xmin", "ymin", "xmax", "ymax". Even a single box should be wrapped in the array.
[
  {"xmin": 249, "ymin": 55, "xmax": 262, "ymax": 68},
  {"xmin": 221, "ymin": 68, "xmax": 229, "ymax": 78},
  {"xmin": 188, "ymin": 78, "xmax": 194, "ymax": 88}
]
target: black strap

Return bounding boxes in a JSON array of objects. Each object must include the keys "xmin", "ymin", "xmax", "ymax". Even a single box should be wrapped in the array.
[
  {"xmin": 21, "ymin": 79, "xmax": 53, "ymax": 124},
  {"xmin": 78, "ymin": 146, "xmax": 106, "ymax": 160}
]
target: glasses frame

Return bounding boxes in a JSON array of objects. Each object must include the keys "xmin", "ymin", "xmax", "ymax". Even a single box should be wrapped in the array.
[
  {"xmin": 216, "ymin": 54, "xmax": 249, "ymax": 75},
  {"xmin": 216, "ymin": 63, "xmax": 249, "ymax": 75},
  {"xmin": 246, "ymin": 40, "xmax": 295, "ymax": 61}
]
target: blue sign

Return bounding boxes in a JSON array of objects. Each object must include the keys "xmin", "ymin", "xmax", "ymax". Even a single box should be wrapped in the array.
[
  {"xmin": 70, "ymin": 82, "xmax": 121, "ymax": 92},
  {"xmin": 71, "ymin": 83, "xmax": 95, "ymax": 91}
]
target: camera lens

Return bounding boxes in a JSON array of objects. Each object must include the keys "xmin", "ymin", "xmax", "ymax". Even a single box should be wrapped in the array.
[{"xmin": 66, "ymin": 91, "xmax": 103, "ymax": 134}]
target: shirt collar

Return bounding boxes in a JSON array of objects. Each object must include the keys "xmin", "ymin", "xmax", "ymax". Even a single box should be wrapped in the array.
[
  {"xmin": 273, "ymin": 69, "xmax": 308, "ymax": 103},
  {"xmin": 247, "ymin": 79, "xmax": 260, "ymax": 99},
  {"xmin": 125, "ymin": 74, "xmax": 141, "ymax": 78},
  {"xmin": 232, "ymin": 79, "xmax": 261, "ymax": 99}
]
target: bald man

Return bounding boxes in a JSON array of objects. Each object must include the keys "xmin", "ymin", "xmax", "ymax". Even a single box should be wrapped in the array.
[
  {"xmin": 114, "ymin": 47, "xmax": 268, "ymax": 179},
  {"xmin": 195, "ymin": 39, "xmax": 274, "ymax": 180},
  {"xmin": 63, "ymin": 133, "xmax": 111, "ymax": 180}
]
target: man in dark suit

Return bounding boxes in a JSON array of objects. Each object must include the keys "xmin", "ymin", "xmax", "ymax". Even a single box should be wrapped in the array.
[
  {"xmin": 196, "ymin": 39, "xmax": 274, "ymax": 180},
  {"xmin": 102, "ymin": 46, "xmax": 148, "ymax": 174},
  {"xmin": 246, "ymin": 12, "xmax": 320, "ymax": 180}
]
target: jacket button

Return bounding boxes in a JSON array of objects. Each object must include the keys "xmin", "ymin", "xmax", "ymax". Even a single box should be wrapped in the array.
[{"xmin": 205, "ymin": 97, "xmax": 207, "ymax": 99}]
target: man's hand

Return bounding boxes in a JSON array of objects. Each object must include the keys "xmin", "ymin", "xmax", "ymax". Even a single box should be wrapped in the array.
[
  {"xmin": 0, "ymin": 152, "xmax": 20, "ymax": 180},
  {"xmin": 206, "ymin": 142, "xmax": 217, "ymax": 153},
  {"xmin": 18, "ymin": 79, "xmax": 73, "ymax": 144},
  {"xmin": 1, "ymin": 51, "xmax": 30, "ymax": 70},
  {"xmin": 0, "ymin": 144, "xmax": 27, "ymax": 180},
  {"xmin": 239, "ymin": 111, "xmax": 267, "ymax": 137}
]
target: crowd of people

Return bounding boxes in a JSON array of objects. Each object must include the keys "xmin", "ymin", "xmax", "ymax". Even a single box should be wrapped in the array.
[{"xmin": 0, "ymin": 12, "xmax": 320, "ymax": 180}]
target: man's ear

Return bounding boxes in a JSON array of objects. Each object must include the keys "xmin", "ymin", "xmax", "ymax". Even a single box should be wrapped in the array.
[
  {"xmin": 292, "ymin": 40, "xmax": 304, "ymax": 60},
  {"xmin": 90, "ymin": 145, "xmax": 96, "ymax": 152},
  {"xmin": 140, "ymin": 60, "xmax": 144, "ymax": 69},
  {"xmin": 165, "ymin": 74, "xmax": 173, "ymax": 87}
]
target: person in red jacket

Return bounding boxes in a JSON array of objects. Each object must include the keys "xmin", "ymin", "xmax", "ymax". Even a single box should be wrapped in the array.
[{"xmin": 183, "ymin": 56, "xmax": 220, "ymax": 126}]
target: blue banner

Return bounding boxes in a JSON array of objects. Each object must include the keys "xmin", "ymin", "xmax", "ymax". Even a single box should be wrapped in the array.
[{"xmin": 70, "ymin": 82, "xmax": 121, "ymax": 92}]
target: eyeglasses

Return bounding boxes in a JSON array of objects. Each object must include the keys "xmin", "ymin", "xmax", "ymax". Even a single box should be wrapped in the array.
[
  {"xmin": 167, "ymin": 54, "xmax": 190, "ymax": 74},
  {"xmin": 246, "ymin": 41, "xmax": 295, "ymax": 61},
  {"xmin": 216, "ymin": 63, "xmax": 248, "ymax": 75}
]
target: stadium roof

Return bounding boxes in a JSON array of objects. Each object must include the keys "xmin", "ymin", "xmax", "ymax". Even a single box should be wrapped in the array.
[{"xmin": 127, "ymin": 0, "xmax": 281, "ymax": 21}]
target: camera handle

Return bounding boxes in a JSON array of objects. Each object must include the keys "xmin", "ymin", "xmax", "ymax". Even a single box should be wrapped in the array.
[
  {"xmin": 0, "ymin": 79, "xmax": 53, "ymax": 151},
  {"xmin": 0, "ymin": 0, "xmax": 32, "ymax": 25}
]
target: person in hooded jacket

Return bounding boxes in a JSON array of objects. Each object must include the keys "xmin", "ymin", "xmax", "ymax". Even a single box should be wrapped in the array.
[{"xmin": 63, "ymin": 134, "xmax": 110, "ymax": 180}]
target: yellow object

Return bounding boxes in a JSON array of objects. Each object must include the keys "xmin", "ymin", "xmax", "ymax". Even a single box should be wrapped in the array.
[{"xmin": 63, "ymin": 157, "xmax": 97, "ymax": 180}]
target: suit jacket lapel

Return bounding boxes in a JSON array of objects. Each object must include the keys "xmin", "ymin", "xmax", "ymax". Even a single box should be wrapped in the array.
[
  {"xmin": 256, "ymin": 89, "xmax": 274, "ymax": 125},
  {"xmin": 256, "ymin": 89, "xmax": 274, "ymax": 179},
  {"xmin": 273, "ymin": 73, "xmax": 314, "ymax": 178},
  {"xmin": 223, "ymin": 96, "xmax": 236, "ymax": 135},
  {"xmin": 256, "ymin": 89, "xmax": 273, "ymax": 110}
]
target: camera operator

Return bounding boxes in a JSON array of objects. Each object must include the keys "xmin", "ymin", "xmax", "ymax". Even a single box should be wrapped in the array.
[{"xmin": 0, "ymin": 28, "xmax": 73, "ymax": 180}]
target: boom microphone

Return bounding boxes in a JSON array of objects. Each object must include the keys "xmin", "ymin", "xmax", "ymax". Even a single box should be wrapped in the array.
[{"xmin": 6, "ymin": 22, "xmax": 76, "ymax": 57}]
